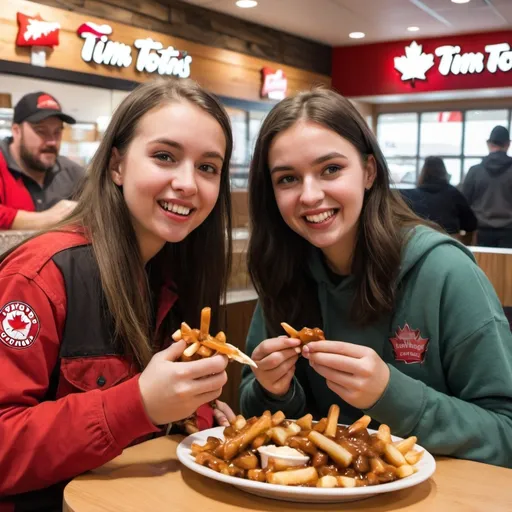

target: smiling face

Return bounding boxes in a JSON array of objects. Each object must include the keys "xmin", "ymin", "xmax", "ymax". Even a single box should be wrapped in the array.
[
  {"xmin": 110, "ymin": 100, "xmax": 226, "ymax": 263},
  {"xmin": 269, "ymin": 119, "xmax": 375, "ymax": 273}
]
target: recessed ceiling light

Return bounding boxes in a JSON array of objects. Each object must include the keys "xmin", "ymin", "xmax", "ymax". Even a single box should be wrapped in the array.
[
  {"xmin": 349, "ymin": 32, "xmax": 365, "ymax": 39},
  {"xmin": 451, "ymin": 0, "xmax": 470, "ymax": 4},
  {"xmin": 407, "ymin": 26, "xmax": 420, "ymax": 32},
  {"xmin": 236, "ymin": 0, "xmax": 258, "ymax": 7}
]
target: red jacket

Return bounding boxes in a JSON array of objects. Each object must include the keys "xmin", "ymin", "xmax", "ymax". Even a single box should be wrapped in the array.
[
  {"xmin": 0, "ymin": 231, "xmax": 213, "ymax": 510},
  {"xmin": 0, "ymin": 151, "xmax": 35, "ymax": 229}
]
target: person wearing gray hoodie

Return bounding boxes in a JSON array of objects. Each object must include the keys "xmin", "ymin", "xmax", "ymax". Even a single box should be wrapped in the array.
[{"xmin": 463, "ymin": 125, "xmax": 512, "ymax": 247}]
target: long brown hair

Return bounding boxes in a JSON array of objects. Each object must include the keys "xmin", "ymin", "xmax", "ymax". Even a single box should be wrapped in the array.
[
  {"xmin": 3, "ymin": 78, "xmax": 233, "ymax": 369},
  {"xmin": 248, "ymin": 88, "xmax": 426, "ymax": 334},
  {"xmin": 417, "ymin": 156, "xmax": 449, "ymax": 186}
]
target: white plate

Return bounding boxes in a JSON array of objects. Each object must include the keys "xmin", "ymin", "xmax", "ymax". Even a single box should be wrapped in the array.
[{"xmin": 177, "ymin": 426, "xmax": 436, "ymax": 503}]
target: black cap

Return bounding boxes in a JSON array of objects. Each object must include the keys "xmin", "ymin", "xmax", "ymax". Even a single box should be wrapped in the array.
[
  {"xmin": 13, "ymin": 92, "xmax": 76, "ymax": 125},
  {"xmin": 488, "ymin": 125, "xmax": 510, "ymax": 146}
]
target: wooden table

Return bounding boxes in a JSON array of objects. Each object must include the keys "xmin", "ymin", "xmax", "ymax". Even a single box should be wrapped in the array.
[{"xmin": 63, "ymin": 436, "xmax": 512, "ymax": 512}]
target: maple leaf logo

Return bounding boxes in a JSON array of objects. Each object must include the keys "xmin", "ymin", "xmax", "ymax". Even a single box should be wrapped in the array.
[
  {"xmin": 394, "ymin": 41, "xmax": 435, "ymax": 85},
  {"xmin": 389, "ymin": 324, "xmax": 429, "ymax": 364},
  {"xmin": 8, "ymin": 314, "xmax": 29, "ymax": 332}
]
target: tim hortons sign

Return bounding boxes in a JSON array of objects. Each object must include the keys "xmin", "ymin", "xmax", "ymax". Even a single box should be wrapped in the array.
[
  {"xmin": 394, "ymin": 40, "xmax": 512, "ymax": 85},
  {"xmin": 16, "ymin": 12, "xmax": 60, "ymax": 47},
  {"xmin": 77, "ymin": 22, "xmax": 192, "ymax": 78},
  {"xmin": 261, "ymin": 68, "xmax": 288, "ymax": 100}
]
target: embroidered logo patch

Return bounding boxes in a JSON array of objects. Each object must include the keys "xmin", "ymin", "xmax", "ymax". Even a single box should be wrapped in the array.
[
  {"xmin": 389, "ymin": 324, "xmax": 428, "ymax": 364},
  {"xmin": 0, "ymin": 302, "xmax": 40, "ymax": 349}
]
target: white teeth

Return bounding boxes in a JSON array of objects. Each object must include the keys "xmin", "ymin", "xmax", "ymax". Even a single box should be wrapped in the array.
[
  {"xmin": 305, "ymin": 209, "xmax": 335, "ymax": 223},
  {"xmin": 159, "ymin": 201, "xmax": 191, "ymax": 216}
]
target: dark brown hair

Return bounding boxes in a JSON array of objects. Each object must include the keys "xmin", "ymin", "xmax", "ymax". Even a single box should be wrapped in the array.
[
  {"xmin": 248, "ymin": 88, "xmax": 426, "ymax": 334},
  {"xmin": 418, "ymin": 156, "xmax": 449, "ymax": 186},
  {"xmin": 2, "ymin": 78, "xmax": 233, "ymax": 369}
]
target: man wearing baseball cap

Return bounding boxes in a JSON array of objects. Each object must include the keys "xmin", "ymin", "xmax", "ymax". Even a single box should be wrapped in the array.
[
  {"xmin": 0, "ymin": 91, "xmax": 85, "ymax": 230},
  {"xmin": 463, "ymin": 125, "xmax": 512, "ymax": 248}
]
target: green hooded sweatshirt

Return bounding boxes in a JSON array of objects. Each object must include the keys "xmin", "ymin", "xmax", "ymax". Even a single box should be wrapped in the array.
[{"xmin": 240, "ymin": 226, "xmax": 512, "ymax": 468}]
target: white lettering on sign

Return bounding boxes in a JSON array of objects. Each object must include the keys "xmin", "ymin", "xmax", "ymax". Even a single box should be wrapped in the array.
[
  {"xmin": 395, "ymin": 40, "xmax": 512, "ymax": 83},
  {"xmin": 77, "ymin": 23, "xmax": 191, "ymax": 78}
]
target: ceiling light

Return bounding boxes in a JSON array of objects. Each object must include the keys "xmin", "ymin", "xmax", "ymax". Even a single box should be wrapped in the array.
[
  {"xmin": 349, "ymin": 32, "xmax": 365, "ymax": 39},
  {"xmin": 451, "ymin": 0, "xmax": 470, "ymax": 4},
  {"xmin": 407, "ymin": 26, "xmax": 420, "ymax": 32},
  {"xmin": 236, "ymin": 0, "xmax": 258, "ymax": 7}
]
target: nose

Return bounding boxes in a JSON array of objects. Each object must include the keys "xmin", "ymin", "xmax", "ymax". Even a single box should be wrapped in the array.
[
  {"xmin": 300, "ymin": 175, "xmax": 324, "ymax": 206},
  {"xmin": 172, "ymin": 162, "xmax": 198, "ymax": 197}
]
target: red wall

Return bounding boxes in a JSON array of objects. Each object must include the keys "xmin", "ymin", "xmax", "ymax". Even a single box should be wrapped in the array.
[{"xmin": 332, "ymin": 31, "xmax": 512, "ymax": 97}]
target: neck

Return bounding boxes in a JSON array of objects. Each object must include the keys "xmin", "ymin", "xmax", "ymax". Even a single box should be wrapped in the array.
[
  {"xmin": 321, "ymin": 234, "xmax": 356, "ymax": 276},
  {"xmin": 9, "ymin": 141, "xmax": 46, "ymax": 187}
]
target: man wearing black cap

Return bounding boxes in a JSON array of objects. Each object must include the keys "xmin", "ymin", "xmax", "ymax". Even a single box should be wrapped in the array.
[
  {"xmin": 463, "ymin": 125, "xmax": 512, "ymax": 248},
  {"xmin": 0, "ymin": 91, "xmax": 84, "ymax": 230}
]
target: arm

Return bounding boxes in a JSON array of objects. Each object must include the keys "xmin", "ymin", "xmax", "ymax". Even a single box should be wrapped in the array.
[
  {"xmin": 240, "ymin": 302, "xmax": 307, "ymax": 419},
  {"xmin": 0, "ymin": 273, "xmax": 159, "ymax": 496},
  {"xmin": 461, "ymin": 167, "xmax": 476, "ymax": 206},
  {"xmin": 366, "ymin": 258, "xmax": 512, "ymax": 468},
  {"xmin": 453, "ymin": 188, "xmax": 478, "ymax": 233}
]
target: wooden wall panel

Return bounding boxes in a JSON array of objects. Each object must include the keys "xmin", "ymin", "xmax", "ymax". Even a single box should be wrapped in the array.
[
  {"xmin": 32, "ymin": 0, "xmax": 332, "ymax": 75},
  {"xmin": 1, "ymin": 0, "xmax": 330, "ymax": 102},
  {"xmin": 472, "ymin": 250, "xmax": 512, "ymax": 307}
]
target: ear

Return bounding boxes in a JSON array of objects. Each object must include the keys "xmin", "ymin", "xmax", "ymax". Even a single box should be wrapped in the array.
[
  {"xmin": 364, "ymin": 154, "xmax": 377, "ymax": 191},
  {"xmin": 109, "ymin": 147, "xmax": 124, "ymax": 186}
]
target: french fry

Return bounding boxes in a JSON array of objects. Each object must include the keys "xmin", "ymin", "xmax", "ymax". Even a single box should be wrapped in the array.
[
  {"xmin": 296, "ymin": 413, "xmax": 313, "ymax": 431},
  {"xmin": 223, "ymin": 411, "xmax": 272, "ymax": 460},
  {"xmin": 393, "ymin": 436, "xmax": 417, "ymax": 455},
  {"xmin": 247, "ymin": 469, "xmax": 266, "ymax": 482},
  {"xmin": 348, "ymin": 415, "xmax": 371, "ymax": 435},
  {"xmin": 286, "ymin": 422, "xmax": 301, "ymax": 436},
  {"xmin": 337, "ymin": 476, "xmax": 357, "ymax": 488},
  {"xmin": 316, "ymin": 475, "xmax": 338, "ymax": 488},
  {"xmin": 197, "ymin": 345, "xmax": 214, "ymax": 358},
  {"xmin": 183, "ymin": 341, "xmax": 200, "ymax": 357},
  {"xmin": 308, "ymin": 430, "xmax": 353, "ymax": 467},
  {"xmin": 172, "ymin": 329, "xmax": 182, "ymax": 341},
  {"xmin": 267, "ymin": 466, "xmax": 318, "ymax": 486},
  {"xmin": 233, "ymin": 451, "xmax": 259, "ymax": 470},
  {"xmin": 280, "ymin": 322, "xmax": 300, "ymax": 338},
  {"xmin": 396, "ymin": 464, "xmax": 415, "ymax": 479},
  {"xmin": 215, "ymin": 331, "xmax": 227, "ymax": 343},
  {"xmin": 384, "ymin": 444, "xmax": 407, "ymax": 467},
  {"xmin": 271, "ymin": 410, "xmax": 286, "ymax": 427},
  {"xmin": 313, "ymin": 417, "xmax": 328, "ymax": 433},
  {"xmin": 230, "ymin": 414, "xmax": 247, "ymax": 431},
  {"xmin": 370, "ymin": 456, "xmax": 387, "ymax": 474},
  {"xmin": 405, "ymin": 449, "xmax": 424, "ymax": 465},
  {"xmin": 251, "ymin": 433, "xmax": 269, "ymax": 450},
  {"xmin": 377, "ymin": 424, "xmax": 392, "ymax": 444},
  {"xmin": 268, "ymin": 426, "xmax": 291, "ymax": 446},
  {"xmin": 200, "ymin": 307, "xmax": 211, "ymax": 336},
  {"xmin": 324, "ymin": 404, "xmax": 340, "ymax": 437}
]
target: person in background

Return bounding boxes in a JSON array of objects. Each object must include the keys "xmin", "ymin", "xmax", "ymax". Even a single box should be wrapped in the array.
[
  {"xmin": 0, "ymin": 91, "xmax": 84, "ymax": 230},
  {"xmin": 0, "ymin": 79, "xmax": 235, "ymax": 511},
  {"xmin": 240, "ymin": 88, "xmax": 512, "ymax": 468},
  {"xmin": 401, "ymin": 156, "xmax": 477, "ymax": 239},
  {"xmin": 463, "ymin": 125, "xmax": 512, "ymax": 247}
]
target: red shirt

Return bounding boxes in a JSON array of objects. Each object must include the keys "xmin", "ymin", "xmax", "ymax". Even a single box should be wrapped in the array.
[{"xmin": 0, "ymin": 151, "xmax": 35, "ymax": 228}]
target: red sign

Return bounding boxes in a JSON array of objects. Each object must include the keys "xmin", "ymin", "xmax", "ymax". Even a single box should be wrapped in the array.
[
  {"xmin": 261, "ymin": 67, "xmax": 288, "ymax": 100},
  {"xmin": 332, "ymin": 31, "xmax": 512, "ymax": 97},
  {"xmin": 16, "ymin": 12, "xmax": 60, "ymax": 47},
  {"xmin": 389, "ymin": 324, "xmax": 429, "ymax": 364}
]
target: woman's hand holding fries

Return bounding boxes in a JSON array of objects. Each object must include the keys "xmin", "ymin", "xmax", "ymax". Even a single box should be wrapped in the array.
[
  {"xmin": 302, "ymin": 341, "xmax": 390, "ymax": 410},
  {"xmin": 138, "ymin": 340, "xmax": 228, "ymax": 425},
  {"xmin": 250, "ymin": 336, "xmax": 303, "ymax": 396}
]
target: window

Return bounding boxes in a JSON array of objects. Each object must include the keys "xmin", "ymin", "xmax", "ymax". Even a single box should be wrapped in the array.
[
  {"xmin": 377, "ymin": 113, "xmax": 418, "ymax": 157},
  {"xmin": 420, "ymin": 112, "xmax": 463, "ymax": 157},
  {"xmin": 464, "ymin": 110, "xmax": 509, "ymax": 156},
  {"xmin": 377, "ymin": 108, "xmax": 512, "ymax": 187}
]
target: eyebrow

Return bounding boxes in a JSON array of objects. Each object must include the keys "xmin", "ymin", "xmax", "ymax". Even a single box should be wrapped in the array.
[
  {"xmin": 151, "ymin": 138, "xmax": 224, "ymax": 162},
  {"xmin": 270, "ymin": 151, "xmax": 348, "ymax": 174}
]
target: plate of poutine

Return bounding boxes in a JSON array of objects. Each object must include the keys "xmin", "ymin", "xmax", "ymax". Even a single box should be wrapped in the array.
[{"xmin": 177, "ymin": 407, "xmax": 436, "ymax": 503}]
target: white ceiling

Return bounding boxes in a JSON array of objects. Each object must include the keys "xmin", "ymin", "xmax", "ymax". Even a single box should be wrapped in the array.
[{"xmin": 181, "ymin": 0, "xmax": 512, "ymax": 46}]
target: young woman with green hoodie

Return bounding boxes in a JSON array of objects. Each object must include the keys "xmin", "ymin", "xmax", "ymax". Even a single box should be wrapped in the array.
[{"xmin": 240, "ymin": 88, "xmax": 512, "ymax": 468}]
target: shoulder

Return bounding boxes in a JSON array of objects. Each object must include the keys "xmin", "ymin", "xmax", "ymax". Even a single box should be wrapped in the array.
[
  {"xmin": 57, "ymin": 155, "xmax": 85, "ymax": 178},
  {"xmin": 0, "ymin": 230, "xmax": 90, "ymax": 280}
]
